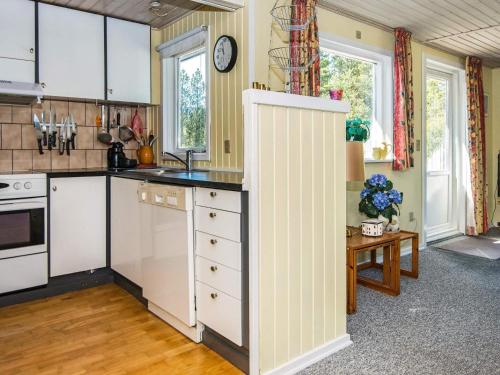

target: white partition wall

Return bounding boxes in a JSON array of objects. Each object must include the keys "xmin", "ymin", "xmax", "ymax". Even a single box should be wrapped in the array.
[{"xmin": 243, "ymin": 90, "xmax": 351, "ymax": 375}]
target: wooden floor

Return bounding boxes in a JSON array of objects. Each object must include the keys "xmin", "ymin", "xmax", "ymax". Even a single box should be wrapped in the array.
[{"xmin": 0, "ymin": 284, "xmax": 242, "ymax": 375}]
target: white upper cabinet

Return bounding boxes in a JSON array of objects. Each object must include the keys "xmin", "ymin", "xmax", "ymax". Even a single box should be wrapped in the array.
[
  {"xmin": 191, "ymin": 0, "xmax": 244, "ymax": 10},
  {"xmin": 0, "ymin": 0, "xmax": 35, "ymax": 82},
  {"xmin": 106, "ymin": 18, "xmax": 151, "ymax": 103},
  {"xmin": 38, "ymin": 4, "xmax": 105, "ymax": 99}
]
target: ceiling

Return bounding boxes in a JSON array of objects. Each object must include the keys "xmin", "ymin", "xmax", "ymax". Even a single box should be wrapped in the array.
[
  {"xmin": 320, "ymin": 0, "xmax": 500, "ymax": 67},
  {"xmin": 41, "ymin": 0, "xmax": 200, "ymax": 29}
]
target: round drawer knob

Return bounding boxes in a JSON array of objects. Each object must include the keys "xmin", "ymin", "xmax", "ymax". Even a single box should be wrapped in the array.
[
  {"xmin": 209, "ymin": 212, "xmax": 217, "ymax": 218},
  {"xmin": 210, "ymin": 191, "xmax": 217, "ymax": 198},
  {"xmin": 41, "ymin": 82, "xmax": 46, "ymax": 88},
  {"xmin": 210, "ymin": 293, "xmax": 218, "ymax": 299},
  {"xmin": 52, "ymin": 186, "xmax": 57, "ymax": 192},
  {"xmin": 210, "ymin": 265, "xmax": 218, "ymax": 272},
  {"xmin": 210, "ymin": 239, "xmax": 218, "ymax": 245},
  {"xmin": 29, "ymin": 48, "xmax": 34, "ymax": 54}
]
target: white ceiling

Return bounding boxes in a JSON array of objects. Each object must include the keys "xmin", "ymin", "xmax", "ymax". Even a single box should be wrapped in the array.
[
  {"xmin": 320, "ymin": 0, "xmax": 500, "ymax": 67},
  {"xmin": 41, "ymin": 0, "xmax": 200, "ymax": 29}
]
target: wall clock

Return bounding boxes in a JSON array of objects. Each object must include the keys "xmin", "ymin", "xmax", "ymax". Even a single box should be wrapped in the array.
[{"xmin": 213, "ymin": 35, "xmax": 238, "ymax": 73}]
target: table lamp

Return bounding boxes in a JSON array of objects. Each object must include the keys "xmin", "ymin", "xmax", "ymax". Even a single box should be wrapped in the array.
[{"xmin": 346, "ymin": 141, "xmax": 365, "ymax": 236}]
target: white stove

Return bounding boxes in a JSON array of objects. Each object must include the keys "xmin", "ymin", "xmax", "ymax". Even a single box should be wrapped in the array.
[{"xmin": 0, "ymin": 173, "xmax": 48, "ymax": 294}]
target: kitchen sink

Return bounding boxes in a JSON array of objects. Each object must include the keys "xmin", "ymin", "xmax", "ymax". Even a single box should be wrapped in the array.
[{"xmin": 125, "ymin": 168, "xmax": 207, "ymax": 176}]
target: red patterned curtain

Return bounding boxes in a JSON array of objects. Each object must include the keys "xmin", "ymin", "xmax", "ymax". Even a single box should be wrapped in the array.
[
  {"xmin": 290, "ymin": 0, "xmax": 320, "ymax": 96},
  {"xmin": 465, "ymin": 56, "xmax": 488, "ymax": 235},
  {"xmin": 392, "ymin": 28, "xmax": 415, "ymax": 171}
]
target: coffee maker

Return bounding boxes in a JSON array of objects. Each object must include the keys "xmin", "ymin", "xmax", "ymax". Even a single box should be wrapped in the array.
[{"xmin": 107, "ymin": 142, "xmax": 137, "ymax": 169}]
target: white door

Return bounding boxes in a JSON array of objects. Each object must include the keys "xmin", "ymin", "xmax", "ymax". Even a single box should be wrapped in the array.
[
  {"xmin": 106, "ymin": 18, "xmax": 151, "ymax": 103},
  {"xmin": 38, "ymin": 4, "xmax": 105, "ymax": 99},
  {"xmin": 50, "ymin": 177, "xmax": 106, "ymax": 276},
  {"xmin": 424, "ymin": 67, "xmax": 464, "ymax": 242},
  {"xmin": 110, "ymin": 177, "xmax": 142, "ymax": 286},
  {"xmin": 0, "ymin": 0, "xmax": 35, "ymax": 82}
]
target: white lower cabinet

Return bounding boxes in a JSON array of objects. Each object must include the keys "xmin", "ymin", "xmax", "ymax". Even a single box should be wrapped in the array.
[
  {"xmin": 194, "ymin": 187, "xmax": 243, "ymax": 346},
  {"xmin": 110, "ymin": 177, "xmax": 142, "ymax": 286},
  {"xmin": 50, "ymin": 177, "xmax": 106, "ymax": 277}
]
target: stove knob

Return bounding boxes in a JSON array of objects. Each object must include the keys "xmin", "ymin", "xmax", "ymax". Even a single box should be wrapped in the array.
[
  {"xmin": 13, "ymin": 182, "xmax": 21, "ymax": 190},
  {"xmin": 24, "ymin": 182, "xmax": 32, "ymax": 189}
]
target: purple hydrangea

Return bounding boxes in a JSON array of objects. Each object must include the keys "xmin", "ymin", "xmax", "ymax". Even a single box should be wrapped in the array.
[
  {"xmin": 373, "ymin": 191, "xmax": 390, "ymax": 211},
  {"xmin": 388, "ymin": 189, "xmax": 402, "ymax": 204},
  {"xmin": 368, "ymin": 174, "xmax": 388, "ymax": 188},
  {"xmin": 360, "ymin": 188, "xmax": 370, "ymax": 199}
]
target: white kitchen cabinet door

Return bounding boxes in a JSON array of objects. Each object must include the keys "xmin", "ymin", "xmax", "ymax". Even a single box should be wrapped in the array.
[
  {"xmin": 38, "ymin": 4, "xmax": 105, "ymax": 99},
  {"xmin": 0, "ymin": 0, "xmax": 35, "ymax": 82},
  {"xmin": 110, "ymin": 177, "xmax": 142, "ymax": 286},
  {"xmin": 50, "ymin": 177, "xmax": 106, "ymax": 277},
  {"xmin": 106, "ymin": 18, "xmax": 151, "ymax": 103}
]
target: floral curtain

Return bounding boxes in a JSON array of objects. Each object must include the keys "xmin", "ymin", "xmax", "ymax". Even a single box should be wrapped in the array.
[
  {"xmin": 465, "ymin": 56, "xmax": 488, "ymax": 235},
  {"xmin": 289, "ymin": 0, "xmax": 320, "ymax": 96},
  {"xmin": 392, "ymin": 28, "xmax": 415, "ymax": 171}
]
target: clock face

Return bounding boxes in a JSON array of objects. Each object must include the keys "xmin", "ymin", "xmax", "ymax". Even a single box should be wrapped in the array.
[{"xmin": 214, "ymin": 35, "xmax": 237, "ymax": 73}]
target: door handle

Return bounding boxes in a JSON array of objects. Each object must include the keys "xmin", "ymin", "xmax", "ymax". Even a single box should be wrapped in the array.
[
  {"xmin": 210, "ymin": 191, "xmax": 217, "ymax": 198},
  {"xmin": 52, "ymin": 186, "xmax": 57, "ymax": 192}
]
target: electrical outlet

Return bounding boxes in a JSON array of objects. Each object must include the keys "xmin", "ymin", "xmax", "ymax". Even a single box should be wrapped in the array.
[
  {"xmin": 356, "ymin": 30, "xmax": 362, "ymax": 39},
  {"xmin": 224, "ymin": 139, "xmax": 231, "ymax": 154},
  {"xmin": 409, "ymin": 212, "xmax": 415, "ymax": 222}
]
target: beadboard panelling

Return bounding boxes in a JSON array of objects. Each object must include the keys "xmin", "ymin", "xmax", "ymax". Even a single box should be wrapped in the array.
[
  {"xmin": 151, "ymin": 7, "xmax": 247, "ymax": 170},
  {"xmin": 256, "ymin": 104, "xmax": 347, "ymax": 372}
]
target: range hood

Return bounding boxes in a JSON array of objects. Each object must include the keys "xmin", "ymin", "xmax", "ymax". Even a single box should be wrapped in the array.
[{"xmin": 0, "ymin": 80, "xmax": 44, "ymax": 105}]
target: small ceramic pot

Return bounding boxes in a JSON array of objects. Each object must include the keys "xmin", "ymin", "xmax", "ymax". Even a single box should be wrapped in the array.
[
  {"xmin": 329, "ymin": 88, "xmax": 344, "ymax": 100},
  {"xmin": 137, "ymin": 145, "xmax": 154, "ymax": 165}
]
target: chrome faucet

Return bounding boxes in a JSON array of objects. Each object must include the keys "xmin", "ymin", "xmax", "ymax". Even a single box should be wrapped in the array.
[{"xmin": 163, "ymin": 150, "xmax": 194, "ymax": 171}]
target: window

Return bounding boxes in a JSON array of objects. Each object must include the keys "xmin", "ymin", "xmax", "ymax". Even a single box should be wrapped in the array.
[
  {"xmin": 319, "ymin": 34, "xmax": 393, "ymax": 161},
  {"xmin": 158, "ymin": 26, "xmax": 210, "ymax": 160}
]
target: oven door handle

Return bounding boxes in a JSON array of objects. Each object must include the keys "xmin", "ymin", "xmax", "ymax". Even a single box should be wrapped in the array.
[{"xmin": 0, "ymin": 201, "xmax": 46, "ymax": 211}]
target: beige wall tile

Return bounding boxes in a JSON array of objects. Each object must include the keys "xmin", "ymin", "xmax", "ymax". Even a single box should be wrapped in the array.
[
  {"xmin": 69, "ymin": 102, "xmax": 86, "ymax": 126},
  {"xmin": 69, "ymin": 150, "xmax": 86, "ymax": 169},
  {"xmin": 33, "ymin": 151, "xmax": 51, "ymax": 170},
  {"xmin": 2, "ymin": 124, "xmax": 22, "ymax": 149},
  {"xmin": 101, "ymin": 150, "xmax": 108, "ymax": 168},
  {"xmin": 32, "ymin": 100, "xmax": 51, "ymax": 121},
  {"xmin": 0, "ymin": 105, "xmax": 12, "ymax": 123},
  {"xmin": 22, "ymin": 125, "xmax": 38, "ymax": 149},
  {"xmin": 50, "ymin": 101, "xmax": 69, "ymax": 120},
  {"xmin": 76, "ymin": 126, "xmax": 94, "ymax": 149},
  {"xmin": 51, "ymin": 152, "xmax": 69, "ymax": 170},
  {"xmin": 13, "ymin": 150, "xmax": 33, "ymax": 171},
  {"xmin": 0, "ymin": 150, "xmax": 12, "ymax": 171},
  {"xmin": 86, "ymin": 150, "xmax": 102, "ymax": 168},
  {"xmin": 12, "ymin": 106, "xmax": 32, "ymax": 124},
  {"xmin": 86, "ymin": 103, "xmax": 100, "ymax": 126}
]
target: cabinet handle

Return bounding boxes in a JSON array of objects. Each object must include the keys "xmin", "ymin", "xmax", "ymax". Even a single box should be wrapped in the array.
[
  {"xmin": 210, "ymin": 265, "xmax": 218, "ymax": 272},
  {"xmin": 210, "ymin": 191, "xmax": 217, "ymax": 198},
  {"xmin": 52, "ymin": 186, "xmax": 57, "ymax": 192},
  {"xmin": 209, "ymin": 212, "xmax": 217, "ymax": 218},
  {"xmin": 41, "ymin": 82, "xmax": 46, "ymax": 88},
  {"xmin": 29, "ymin": 48, "xmax": 34, "ymax": 54},
  {"xmin": 108, "ymin": 88, "xmax": 113, "ymax": 94},
  {"xmin": 210, "ymin": 239, "xmax": 218, "ymax": 245},
  {"xmin": 210, "ymin": 293, "xmax": 218, "ymax": 299}
]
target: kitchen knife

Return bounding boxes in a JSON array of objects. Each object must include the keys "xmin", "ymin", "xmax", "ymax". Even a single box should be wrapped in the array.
[
  {"xmin": 66, "ymin": 117, "xmax": 72, "ymax": 155},
  {"xmin": 41, "ymin": 111, "xmax": 47, "ymax": 146},
  {"xmin": 69, "ymin": 113, "xmax": 77, "ymax": 150},
  {"xmin": 33, "ymin": 114, "xmax": 44, "ymax": 155},
  {"xmin": 59, "ymin": 117, "xmax": 66, "ymax": 156}
]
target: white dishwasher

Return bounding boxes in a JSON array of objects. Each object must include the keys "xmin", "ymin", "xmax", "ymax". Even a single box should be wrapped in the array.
[{"xmin": 139, "ymin": 183, "xmax": 200, "ymax": 342}]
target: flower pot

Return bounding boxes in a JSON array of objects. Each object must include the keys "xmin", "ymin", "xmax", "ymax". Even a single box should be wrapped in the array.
[
  {"xmin": 137, "ymin": 145, "xmax": 154, "ymax": 165},
  {"xmin": 381, "ymin": 214, "xmax": 400, "ymax": 233}
]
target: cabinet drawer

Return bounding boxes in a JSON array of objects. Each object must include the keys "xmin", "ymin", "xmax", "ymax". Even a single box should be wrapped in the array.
[
  {"xmin": 196, "ymin": 282, "xmax": 242, "ymax": 346},
  {"xmin": 196, "ymin": 188, "xmax": 241, "ymax": 213},
  {"xmin": 195, "ymin": 206, "xmax": 240, "ymax": 242},
  {"xmin": 196, "ymin": 256, "xmax": 241, "ymax": 299},
  {"xmin": 196, "ymin": 231, "xmax": 241, "ymax": 271}
]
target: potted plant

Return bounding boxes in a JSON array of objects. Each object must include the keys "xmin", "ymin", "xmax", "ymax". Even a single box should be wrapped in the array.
[
  {"xmin": 346, "ymin": 117, "xmax": 370, "ymax": 142},
  {"xmin": 359, "ymin": 174, "xmax": 403, "ymax": 232}
]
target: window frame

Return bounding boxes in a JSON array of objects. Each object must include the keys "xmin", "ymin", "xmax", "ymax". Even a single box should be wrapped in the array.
[
  {"xmin": 160, "ymin": 26, "xmax": 211, "ymax": 161},
  {"xmin": 319, "ymin": 32, "xmax": 393, "ymax": 162}
]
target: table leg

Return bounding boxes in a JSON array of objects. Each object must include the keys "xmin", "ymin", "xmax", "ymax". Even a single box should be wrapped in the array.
[
  {"xmin": 390, "ymin": 240, "xmax": 401, "ymax": 295},
  {"xmin": 347, "ymin": 249, "xmax": 357, "ymax": 314},
  {"xmin": 370, "ymin": 249, "xmax": 377, "ymax": 267},
  {"xmin": 400, "ymin": 234, "xmax": 419, "ymax": 278},
  {"xmin": 383, "ymin": 245, "xmax": 390, "ymax": 285}
]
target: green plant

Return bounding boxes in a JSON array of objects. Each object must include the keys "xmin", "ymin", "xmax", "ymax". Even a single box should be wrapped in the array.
[{"xmin": 346, "ymin": 117, "xmax": 371, "ymax": 142}]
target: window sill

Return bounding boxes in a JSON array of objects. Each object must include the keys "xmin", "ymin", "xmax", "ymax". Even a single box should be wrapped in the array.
[{"xmin": 364, "ymin": 158, "xmax": 393, "ymax": 164}]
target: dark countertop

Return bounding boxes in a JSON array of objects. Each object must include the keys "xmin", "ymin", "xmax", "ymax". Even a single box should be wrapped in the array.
[{"xmin": 36, "ymin": 168, "xmax": 244, "ymax": 191}]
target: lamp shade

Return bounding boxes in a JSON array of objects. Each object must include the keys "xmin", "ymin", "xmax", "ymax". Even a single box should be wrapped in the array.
[{"xmin": 346, "ymin": 141, "xmax": 365, "ymax": 184}]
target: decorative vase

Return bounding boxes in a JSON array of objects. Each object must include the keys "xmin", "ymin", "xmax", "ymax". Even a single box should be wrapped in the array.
[
  {"xmin": 329, "ymin": 88, "xmax": 343, "ymax": 100},
  {"xmin": 137, "ymin": 145, "xmax": 154, "ymax": 165},
  {"xmin": 385, "ymin": 215, "xmax": 401, "ymax": 233}
]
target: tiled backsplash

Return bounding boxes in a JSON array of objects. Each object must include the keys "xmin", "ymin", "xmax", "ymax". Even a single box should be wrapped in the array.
[{"xmin": 0, "ymin": 101, "xmax": 146, "ymax": 172}]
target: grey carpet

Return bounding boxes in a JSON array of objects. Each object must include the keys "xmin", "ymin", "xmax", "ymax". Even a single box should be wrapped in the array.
[
  {"xmin": 433, "ymin": 236, "xmax": 500, "ymax": 260},
  {"xmin": 300, "ymin": 249, "xmax": 500, "ymax": 375}
]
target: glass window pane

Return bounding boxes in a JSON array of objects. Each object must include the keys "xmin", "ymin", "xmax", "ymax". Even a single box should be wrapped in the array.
[
  {"xmin": 177, "ymin": 50, "xmax": 207, "ymax": 151},
  {"xmin": 426, "ymin": 77, "xmax": 449, "ymax": 172}
]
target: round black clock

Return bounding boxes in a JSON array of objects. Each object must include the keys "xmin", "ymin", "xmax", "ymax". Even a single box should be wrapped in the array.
[{"xmin": 213, "ymin": 35, "xmax": 238, "ymax": 73}]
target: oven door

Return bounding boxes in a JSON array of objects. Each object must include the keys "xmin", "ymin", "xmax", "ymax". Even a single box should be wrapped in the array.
[{"xmin": 0, "ymin": 198, "xmax": 47, "ymax": 259}]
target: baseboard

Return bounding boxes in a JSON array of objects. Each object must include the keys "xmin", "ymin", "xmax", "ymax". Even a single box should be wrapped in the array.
[
  {"xmin": 263, "ymin": 334, "xmax": 352, "ymax": 375},
  {"xmin": 203, "ymin": 326, "xmax": 249, "ymax": 373}
]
